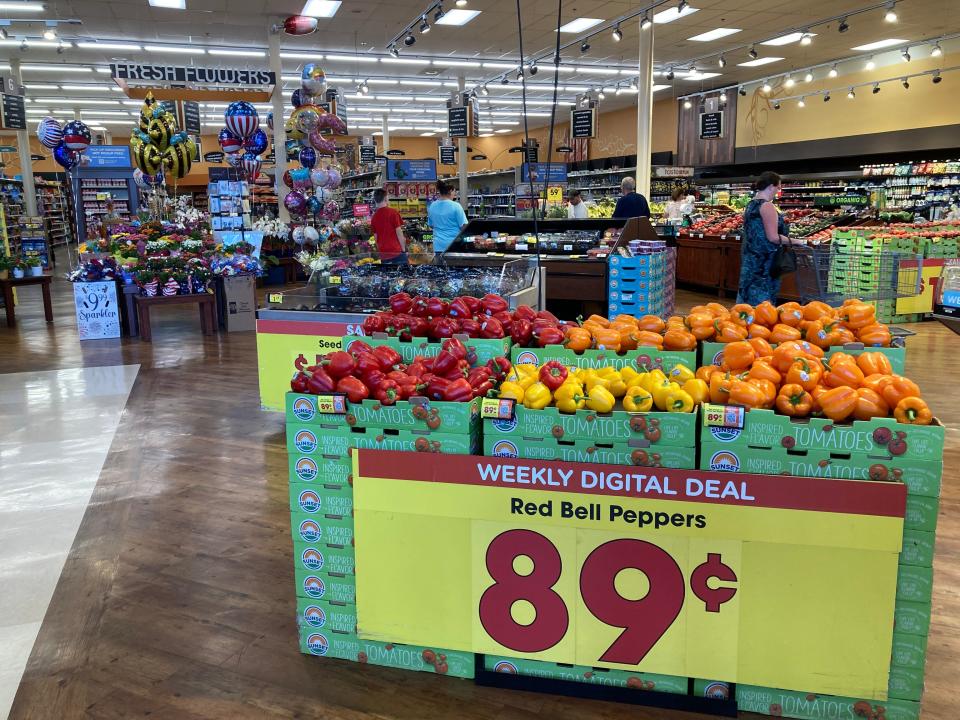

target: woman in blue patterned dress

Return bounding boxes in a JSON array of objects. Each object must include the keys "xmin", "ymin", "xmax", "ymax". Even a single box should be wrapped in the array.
[{"xmin": 737, "ymin": 172, "xmax": 801, "ymax": 304}]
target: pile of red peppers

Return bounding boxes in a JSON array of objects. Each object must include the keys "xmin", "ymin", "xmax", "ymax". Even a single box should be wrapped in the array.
[
  {"xmin": 290, "ymin": 337, "xmax": 512, "ymax": 405},
  {"xmin": 360, "ymin": 293, "xmax": 575, "ymax": 347}
]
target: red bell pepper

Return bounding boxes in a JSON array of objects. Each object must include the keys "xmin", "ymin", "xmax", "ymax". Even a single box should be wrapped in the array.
[
  {"xmin": 430, "ymin": 317, "xmax": 459, "ymax": 340},
  {"xmin": 467, "ymin": 366, "xmax": 493, "ymax": 387},
  {"xmin": 347, "ymin": 339, "xmax": 376, "ymax": 357},
  {"xmin": 425, "ymin": 375, "xmax": 451, "ymax": 401},
  {"xmin": 455, "ymin": 358, "xmax": 471, "ymax": 376},
  {"xmin": 426, "ymin": 296, "xmax": 446, "ymax": 317},
  {"xmin": 510, "ymin": 318, "xmax": 533, "ymax": 347},
  {"xmin": 322, "ymin": 351, "xmax": 355, "ymax": 379},
  {"xmin": 532, "ymin": 317, "xmax": 559, "ymax": 333},
  {"xmin": 487, "ymin": 356, "xmax": 512, "ymax": 380},
  {"xmin": 462, "ymin": 296, "xmax": 482, "ymax": 315},
  {"xmin": 534, "ymin": 325, "xmax": 565, "ymax": 347},
  {"xmin": 481, "ymin": 293, "xmax": 509, "ymax": 316},
  {"xmin": 373, "ymin": 345, "xmax": 402, "ymax": 372},
  {"xmin": 353, "ymin": 351, "xmax": 381, "ymax": 378},
  {"xmin": 459, "ymin": 318, "xmax": 481, "ymax": 338},
  {"xmin": 374, "ymin": 379, "xmax": 400, "ymax": 405},
  {"xmin": 410, "ymin": 296, "xmax": 430, "ymax": 317},
  {"xmin": 291, "ymin": 371, "xmax": 310, "ymax": 394},
  {"xmin": 479, "ymin": 317, "xmax": 505, "ymax": 338},
  {"xmin": 306, "ymin": 366, "xmax": 336, "ymax": 394},
  {"xmin": 442, "ymin": 377, "xmax": 474, "ymax": 402},
  {"xmin": 363, "ymin": 369, "xmax": 387, "ymax": 392},
  {"xmin": 408, "ymin": 316, "xmax": 430, "ymax": 338},
  {"xmin": 441, "ymin": 337, "xmax": 468, "ymax": 360},
  {"xmin": 472, "ymin": 380, "xmax": 494, "ymax": 399},
  {"xmin": 389, "ymin": 292, "xmax": 413, "ymax": 314},
  {"xmin": 386, "ymin": 369, "xmax": 410, "ymax": 384},
  {"xmin": 514, "ymin": 304, "xmax": 537, "ymax": 322},
  {"xmin": 538, "ymin": 360, "xmax": 568, "ymax": 391},
  {"xmin": 432, "ymin": 349, "xmax": 460, "ymax": 377},
  {"xmin": 395, "ymin": 377, "xmax": 421, "ymax": 400},
  {"xmin": 493, "ymin": 310, "xmax": 514, "ymax": 334},
  {"xmin": 537, "ymin": 309, "xmax": 560, "ymax": 323},
  {"xmin": 336, "ymin": 376, "xmax": 370, "ymax": 403},
  {"xmin": 385, "ymin": 313, "xmax": 411, "ymax": 338},
  {"xmin": 362, "ymin": 314, "xmax": 386, "ymax": 335},
  {"xmin": 448, "ymin": 297, "xmax": 472, "ymax": 319}
]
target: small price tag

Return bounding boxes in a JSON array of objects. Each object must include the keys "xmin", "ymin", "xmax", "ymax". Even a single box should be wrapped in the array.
[
  {"xmin": 481, "ymin": 397, "xmax": 516, "ymax": 421},
  {"xmin": 527, "ymin": 236, "xmax": 537, "ymax": 244},
  {"xmin": 515, "ymin": 243, "xmax": 528, "ymax": 251},
  {"xmin": 569, "ymin": 254, "xmax": 582, "ymax": 259},
  {"xmin": 563, "ymin": 244, "xmax": 573, "ymax": 251},
  {"xmin": 315, "ymin": 394, "xmax": 349, "ymax": 414},
  {"xmin": 702, "ymin": 403, "xmax": 745, "ymax": 429},
  {"xmin": 268, "ymin": 293, "xmax": 283, "ymax": 304},
  {"xmin": 328, "ymin": 275, "xmax": 342, "ymax": 285}
]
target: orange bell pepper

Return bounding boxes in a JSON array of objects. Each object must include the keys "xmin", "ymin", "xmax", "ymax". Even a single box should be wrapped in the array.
[
  {"xmin": 723, "ymin": 340, "xmax": 756, "ymax": 371},
  {"xmin": 636, "ymin": 314, "xmax": 665, "ymax": 334},
  {"xmin": 585, "ymin": 314, "xmax": 610, "ymax": 328},
  {"xmin": 803, "ymin": 319, "xmax": 838, "ymax": 349},
  {"xmin": 795, "ymin": 340, "xmax": 825, "ymax": 358},
  {"xmin": 663, "ymin": 327, "xmax": 697, "ymax": 351},
  {"xmin": 582, "ymin": 320, "xmax": 606, "ymax": 338},
  {"xmin": 696, "ymin": 365, "xmax": 719, "ymax": 383},
  {"xmin": 828, "ymin": 351, "xmax": 857, "ymax": 366},
  {"xmin": 819, "ymin": 386, "xmax": 859, "ymax": 421},
  {"xmin": 894, "ymin": 397, "xmax": 933, "ymax": 425},
  {"xmin": 618, "ymin": 327, "xmax": 640, "ymax": 351},
  {"xmin": 881, "ymin": 376, "xmax": 922, "ymax": 408},
  {"xmin": 686, "ymin": 312, "xmax": 716, "ymax": 341},
  {"xmin": 768, "ymin": 323, "xmax": 802, "ymax": 344},
  {"xmin": 856, "ymin": 351, "xmax": 893, "ymax": 376},
  {"xmin": 775, "ymin": 383, "xmax": 814, "ymax": 417},
  {"xmin": 841, "ymin": 302, "xmax": 876, "ymax": 331},
  {"xmin": 706, "ymin": 302, "xmax": 729, "ymax": 318},
  {"xmin": 748, "ymin": 337, "xmax": 774, "ymax": 358},
  {"xmin": 715, "ymin": 320, "xmax": 748, "ymax": 343},
  {"xmin": 728, "ymin": 379, "xmax": 766, "ymax": 408},
  {"xmin": 635, "ymin": 330, "xmax": 665, "ymax": 348},
  {"xmin": 748, "ymin": 378, "xmax": 778, "ymax": 408},
  {"xmin": 802, "ymin": 300, "xmax": 834, "ymax": 322},
  {"xmin": 747, "ymin": 359, "xmax": 782, "ymax": 386},
  {"xmin": 730, "ymin": 303, "xmax": 755, "ymax": 327},
  {"xmin": 563, "ymin": 326, "xmax": 593, "ymax": 353},
  {"xmin": 785, "ymin": 357, "xmax": 823, "ymax": 392},
  {"xmin": 823, "ymin": 360, "xmax": 865, "ymax": 389},
  {"xmin": 777, "ymin": 302, "xmax": 804, "ymax": 327},
  {"xmin": 748, "ymin": 323, "xmax": 772, "ymax": 340},
  {"xmin": 689, "ymin": 304, "xmax": 711, "ymax": 316},
  {"xmin": 593, "ymin": 327, "xmax": 621, "ymax": 352},
  {"xmin": 861, "ymin": 373, "xmax": 894, "ymax": 396},
  {"xmin": 754, "ymin": 300, "xmax": 779, "ymax": 327},
  {"xmin": 811, "ymin": 384, "xmax": 829, "ymax": 415},
  {"xmin": 613, "ymin": 314, "xmax": 638, "ymax": 327},
  {"xmin": 709, "ymin": 371, "xmax": 732, "ymax": 404},
  {"xmin": 853, "ymin": 388, "xmax": 889, "ymax": 421},
  {"xmin": 772, "ymin": 340, "xmax": 805, "ymax": 373},
  {"xmin": 858, "ymin": 323, "xmax": 892, "ymax": 347}
]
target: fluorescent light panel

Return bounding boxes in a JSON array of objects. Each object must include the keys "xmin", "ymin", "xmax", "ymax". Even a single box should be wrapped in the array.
[
  {"xmin": 60, "ymin": 84, "xmax": 113, "ymax": 91},
  {"xmin": 435, "ymin": 9, "xmax": 481, "ymax": 25},
  {"xmin": 558, "ymin": 18, "xmax": 603, "ymax": 33},
  {"xmin": 148, "ymin": 0, "xmax": 186, "ymax": 8},
  {"xmin": 737, "ymin": 56, "xmax": 783, "ymax": 67},
  {"xmin": 851, "ymin": 38, "xmax": 908, "ymax": 51},
  {"xmin": 301, "ymin": 0, "xmax": 341, "ymax": 18},
  {"xmin": 435, "ymin": 59, "xmax": 482, "ymax": 67},
  {"xmin": 22, "ymin": 65, "xmax": 90, "ymax": 72},
  {"xmin": 76, "ymin": 42, "xmax": 142, "ymax": 50},
  {"xmin": 688, "ymin": 27, "xmax": 741, "ymax": 41},
  {"xmin": 209, "ymin": 49, "xmax": 265, "ymax": 57},
  {"xmin": 762, "ymin": 32, "xmax": 816, "ymax": 46},
  {"xmin": 0, "ymin": 2, "xmax": 45, "ymax": 10},
  {"xmin": 652, "ymin": 84, "xmax": 670, "ymax": 91},
  {"xmin": 654, "ymin": 6, "xmax": 699, "ymax": 23},
  {"xmin": 145, "ymin": 44, "xmax": 205, "ymax": 53},
  {"xmin": 279, "ymin": 51, "xmax": 322, "ymax": 59},
  {"xmin": 326, "ymin": 53, "xmax": 378, "ymax": 63},
  {"xmin": 684, "ymin": 72, "xmax": 721, "ymax": 80}
]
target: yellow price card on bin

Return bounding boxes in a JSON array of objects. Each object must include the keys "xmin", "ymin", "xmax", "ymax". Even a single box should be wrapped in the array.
[
  {"xmin": 353, "ymin": 450, "xmax": 906, "ymax": 699},
  {"xmin": 547, "ymin": 185, "xmax": 563, "ymax": 203}
]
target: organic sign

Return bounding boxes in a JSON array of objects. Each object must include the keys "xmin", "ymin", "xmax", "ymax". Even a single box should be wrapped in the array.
[
  {"xmin": 73, "ymin": 281, "xmax": 121, "ymax": 340},
  {"xmin": 354, "ymin": 450, "xmax": 905, "ymax": 698}
]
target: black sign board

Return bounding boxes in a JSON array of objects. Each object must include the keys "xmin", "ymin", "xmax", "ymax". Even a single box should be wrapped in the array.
[
  {"xmin": 524, "ymin": 142, "xmax": 539, "ymax": 165},
  {"xmin": 157, "ymin": 99, "xmax": 177, "ymax": 117},
  {"xmin": 438, "ymin": 145, "xmax": 456, "ymax": 165},
  {"xmin": 571, "ymin": 107, "xmax": 596, "ymax": 139},
  {"xmin": 31, "ymin": 153, "xmax": 44, "ymax": 161},
  {"xmin": 111, "ymin": 63, "xmax": 276, "ymax": 86},
  {"xmin": 359, "ymin": 144, "xmax": 376, "ymax": 164},
  {"xmin": 208, "ymin": 167, "xmax": 241, "ymax": 181},
  {"xmin": 204, "ymin": 151, "xmax": 224, "ymax": 164},
  {"xmin": 470, "ymin": 95, "xmax": 479, "ymax": 137},
  {"xmin": 0, "ymin": 93, "xmax": 26, "ymax": 130},
  {"xmin": 448, "ymin": 106, "xmax": 468, "ymax": 138},
  {"xmin": 699, "ymin": 111, "xmax": 723, "ymax": 139},
  {"xmin": 386, "ymin": 149, "xmax": 405, "ymax": 157},
  {"xmin": 182, "ymin": 100, "xmax": 201, "ymax": 134}
]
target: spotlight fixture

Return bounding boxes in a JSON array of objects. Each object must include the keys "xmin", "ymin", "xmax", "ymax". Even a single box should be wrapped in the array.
[
  {"xmin": 403, "ymin": 32, "xmax": 416, "ymax": 46},
  {"xmin": 683, "ymin": 99, "xmax": 692, "ymax": 109},
  {"xmin": 629, "ymin": 78, "xmax": 638, "ymax": 91},
  {"xmin": 838, "ymin": 17, "xmax": 849, "ymax": 33},
  {"xmin": 580, "ymin": 39, "xmax": 590, "ymax": 53},
  {"xmin": 773, "ymin": 101, "xmax": 781, "ymax": 110},
  {"xmin": 516, "ymin": 68, "xmax": 523, "ymax": 80},
  {"xmin": 615, "ymin": 84, "xmax": 623, "ymax": 96},
  {"xmin": 738, "ymin": 86, "xmax": 746, "ymax": 96},
  {"xmin": 718, "ymin": 55, "xmax": 726, "ymax": 68},
  {"xmin": 804, "ymin": 71, "xmax": 814, "ymax": 82},
  {"xmin": 360, "ymin": 80, "xmax": 369, "ymax": 94},
  {"xmin": 761, "ymin": 80, "xmax": 772, "ymax": 93},
  {"xmin": 43, "ymin": 27, "xmax": 56, "ymax": 41},
  {"xmin": 665, "ymin": 67, "xmax": 675, "ymax": 81},
  {"xmin": 823, "ymin": 92, "xmax": 831, "ymax": 102},
  {"xmin": 847, "ymin": 87, "xmax": 855, "ymax": 99},
  {"xmin": 480, "ymin": 83, "xmax": 489, "ymax": 96},
  {"xmin": 828, "ymin": 64, "xmax": 838, "ymax": 78},
  {"xmin": 57, "ymin": 42, "xmax": 64, "ymax": 54},
  {"xmin": 865, "ymin": 57, "xmax": 875, "ymax": 70},
  {"xmin": 784, "ymin": 75, "xmax": 795, "ymax": 89},
  {"xmin": 901, "ymin": 48, "xmax": 911, "ymax": 62},
  {"xmin": 748, "ymin": 45, "xmax": 758, "ymax": 60},
  {"xmin": 640, "ymin": 13, "xmax": 652, "ymax": 30},
  {"xmin": 931, "ymin": 42, "xmax": 943, "ymax": 58},
  {"xmin": 933, "ymin": 71, "xmax": 942, "ymax": 84},
  {"xmin": 19, "ymin": 38, "xmax": 26, "ymax": 50},
  {"xmin": 528, "ymin": 61, "xmax": 538, "ymax": 76},
  {"xmin": 389, "ymin": 45, "xmax": 400, "ymax": 57},
  {"xmin": 419, "ymin": 16, "xmax": 430, "ymax": 33},
  {"xmin": 433, "ymin": 4, "xmax": 444, "ymax": 21},
  {"xmin": 902, "ymin": 77, "xmax": 910, "ymax": 89},
  {"xmin": 718, "ymin": 91, "xmax": 727, "ymax": 102},
  {"xmin": 798, "ymin": 97, "xmax": 806, "ymax": 107},
  {"xmin": 598, "ymin": 88, "xmax": 605, "ymax": 99},
  {"xmin": 884, "ymin": 1, "xmax": 897, "ymax": 22},
  {"xmin": 501, "ymin": 74, "xmax": 509, "ymax": 84},
  {"xmin": 678, "ymin": 0, "xmax": 688, "ymax": 11},
  {"xmin": 800, "ymin": 32, "xmax": 812, "ymax": 46},
  {"xmin": 612, "ymin": 24, "xmax": 622, "ymax": 42},
  {"xmin": 873, "ymin": 83, "xmax": 881, "ymax": 94}
]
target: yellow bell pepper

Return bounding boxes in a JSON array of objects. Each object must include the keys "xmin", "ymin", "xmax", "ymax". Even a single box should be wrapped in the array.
[
  {"xmin": 596, "ymin": 366, "xmax": 619, "ymax": 379},
  {"xmin": 623, "ymin": 385, "xmax": 654, "ymax": 413},
  {"xmin": 664, "ymin": 388, "xmax": 695, "ymax": 413},
  {"xmin": 554, "ymin": 383, "xmax": 585, "ymax": 414},
  {"xmin": 513, "ymin": 373, "xmax": 538, "ymax": 390},
  {"xmin": 498, "ymin": 381, "xmax": 525, "ymax": 402},
  {"xmin": 607, "ymin": 376, "xmax": 627, "ymax": 398},
  {"xmin": 575, "ymin": 367, "xmax": 590, "ymax": 383},
  {"xmin": 651, "ymin": 380, "xmax": 681, "ymax": 411},
  {"xmin": 681, "ymin": 378, "xmax": 709, "ymax": 406},
  {"xmin": 585, "ymin": 373, "xmax": 611, "ymax": 392},
  {"xmin": 522, "ymin": 381, "xmax": 552, "ymax": 410},
  {"xmin": 620, "ymin": 366, "xmax": 642, "ymax": 387},
  {"xmin": 639, "ymin": 368, "xmax": 667, "ymax": 392},
  {"xmin": 668, "ymin": 363, "xmax": 695, "ymax": 385},
  {"xmin": 584, "ymin": 385, "xmax": 615, "ymax": 414}
]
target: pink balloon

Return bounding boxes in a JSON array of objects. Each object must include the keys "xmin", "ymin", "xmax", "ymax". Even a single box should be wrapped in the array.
[{"xmin": 308, "ymin": 130, "xmax": 338, "ymax": 156}]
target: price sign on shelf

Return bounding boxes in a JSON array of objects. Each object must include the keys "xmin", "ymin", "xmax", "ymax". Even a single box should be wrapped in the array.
[{"xmin": 354, "ymin": 451, "xmax": 905, "ymax": 697}]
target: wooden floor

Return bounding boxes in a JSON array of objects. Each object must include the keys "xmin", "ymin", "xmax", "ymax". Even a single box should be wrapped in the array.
[{"xmin": 2, "ymin": 279, "xmax": 958, "ymax": 720}]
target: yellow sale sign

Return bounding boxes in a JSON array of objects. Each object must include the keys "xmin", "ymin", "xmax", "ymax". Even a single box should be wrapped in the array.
[{"xmin": 353, "ymin": 451, "xmax": 906, "ymax": 699}]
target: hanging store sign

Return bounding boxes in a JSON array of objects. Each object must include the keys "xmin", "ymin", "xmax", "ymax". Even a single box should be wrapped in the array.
[
  {"xmin": 204, "ymin": 151, "xmax": 225, "ymax": 164},
  {"xmin": 524, "ymin": 142, "xmax": 539, "ymax": 165},
  {"xmin": 358, "ymin": 144, "xmax": 377, "ymax": 164},
  {"xmin": 448, "ymin": 106, "xmax": 468, "ymax": 138},
  {"xmin": 0, "ymin": 93, "xmax": 26, "ymax": 131},
  {"xmin": 699, "ymin": 111, "xmax": 723, "ymax": 140},
  {"xmin": 439, "ymin": 145, "xmax": 457, "ymax": 165},
  {"xmin": 111, "ymin": 64, "xmax": 276, "ymax": 86},
  {"xmin": 570, "ymin": 107, "xmax": 597, "ymax": 139},
  {"xmin": 181, "ymin": 100, "xmax": 202, "ymax": 134}
]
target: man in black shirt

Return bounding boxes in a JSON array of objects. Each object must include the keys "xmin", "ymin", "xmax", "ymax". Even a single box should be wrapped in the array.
[{"xmin": 612, "ymin": 176, "xmax": 651, "ymax": 219}]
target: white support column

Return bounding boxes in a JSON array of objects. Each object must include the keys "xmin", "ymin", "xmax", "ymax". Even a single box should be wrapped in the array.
[
  {"xmin": 268, "ymin": 29, "xmax": 289, "ymax": 222},
  {"xmin": 10, "ymin": 60, "xmax": 36, "ymax": 215},
  {"xmin": 635, "ymin": 19, "xmax": 655, "ymax": 199},
  {"xmin": 457, "ymin": 75, "xmax": 467, "ymax": 210},
  {"xmin": 381, "ymin": 114, "xmax": 390, "ymax": 153}
]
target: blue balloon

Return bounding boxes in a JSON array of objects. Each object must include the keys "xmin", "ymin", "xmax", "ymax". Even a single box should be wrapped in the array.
[
  {"xmin": 53, "ymin": 142, "xmax": 79, "ymax": 170},
  {"xmin": 299, "ymin": 146, "xmax": 317, "ymax": 169},
  {"xmin": 306, "ymin": 195, "xmax": 322, "ymax": 215},
  {"xmin": 242, "ymin": 127, "xmax": 268, "ymax": 156}
]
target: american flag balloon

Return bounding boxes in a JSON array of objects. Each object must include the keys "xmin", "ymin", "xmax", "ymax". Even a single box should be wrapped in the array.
[
  {"xmin": 62, "ymin": 120, "xmax": 92, "ymax": 152},
  {"xmin": 241, "ymin": 151, "xmax": 261, "ymax": 181},
  {"xmin": 36, "ymin": 116, "xmax": 63, "ymax": 149},
  {"xmin": 218, "ymin": 128, "xmax": 243, "ymax": 154},
  {"xmin": 224, "ymin": 101, "xmax": 259, "ymax": 140}
]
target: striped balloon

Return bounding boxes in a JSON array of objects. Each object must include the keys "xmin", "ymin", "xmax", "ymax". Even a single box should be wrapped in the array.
[
  {"xmin": 218, "ymin": 128, "xmax": 243, "ymax": 154},
  {"xmin": 36, "ymin": 116, "xmax": 63, "ymax": 149},
  {"xmin": 224, "ymin": 101, "xmax": 259, "ymax": 140},
  {"xmin": 133, "ymin": 143, "xmax": 163, "ymax": 175},
  {"xmin": 62, "ymin": 120, "xmax": 92, "ymax": 152},
  {"xmin": 163, "ymin": 143, "xmax": 193, "ymax": 179},
  {"xmin": 241, "ymin": 151, "xmax": 261, "ymax": 181},
  {"xmin": 148, "ymin": 117, "xmax": 173, "ymax": 150}
]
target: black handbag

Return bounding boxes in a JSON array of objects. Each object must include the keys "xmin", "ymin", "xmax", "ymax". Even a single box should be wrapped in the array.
[{"xmin": 770, "ymin": 243, "xmax": 797, "ymax": 279}]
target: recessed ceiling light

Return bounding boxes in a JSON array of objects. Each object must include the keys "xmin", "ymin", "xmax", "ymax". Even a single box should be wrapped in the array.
[
  {"xmin": 653, "ymin": 5, "xmax": 698, "ymax": 23},
  {"xmin": 209, "ymin": 49, "xmax": 265, "ymax": 56},
  {"xmin": 557, "ymin": 18, "xmax": 603, "ymax": 33},
  {"xmin": 684, "ymin": 72, "xmax": 721, "ymax": 80},
  {"xmin": 687, "ymin": 28, "xmax": 740, "ymax": 42},
  {"xmin": 280, "ymin": 51, "xmax": 323, "ymax": 59},
  {"xmin": 482, "ymin": 62, "xmax": 515, "ymax": 69},
  {"xmin": 419, "ymin": 131, "xmax": 436, "ymax": 136},
  {"xmin": 145, "ymin": 44, "xmax": 205, "ymax": 53},
  {"xmin": 382, "ymin": 57, "xmax": 430, "ymax": 65},
  {"xmin": 23, "ymin": 64, "xmax": 90, "ymax": 71},
  {"xmin": 435, "ymin": 9, "xmax": 480, "ymax": 26},
  {"xmin": 851, "ymin": 38, "xmax": 906, "ymax": 51},
  {"xmin": 865, "ymin": 58, "xmax": 875, "ymax": 70},
  {"xmin": 762, "ymin": 32, "xmax": 816, "ymax": 46},
  {"xmin": 148, "ymin": 0, "xmax": 185, "ymax": 8},
  {"xmin": 76, "ymin": 42, "xmax": 142, "ymax": 51},
  {"xmin": 737, "ymin": 57, "xmax": 783, "ymax": 67},
  {"xmin": 0, "ymin": 2, "xmax": 45, "ymax": 10},
  {"xmin": 300, "ymin": 0, "xmax": 341, "ymax": 18},
  {"xmin": 326, "ymin": 54, "xmax": 378, "ymax": 63}
]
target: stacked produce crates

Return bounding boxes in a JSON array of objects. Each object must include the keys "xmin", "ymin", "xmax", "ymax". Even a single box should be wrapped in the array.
[{"xmin": 607, "ymin": 245, "xmax": 676, "ymax": 318}]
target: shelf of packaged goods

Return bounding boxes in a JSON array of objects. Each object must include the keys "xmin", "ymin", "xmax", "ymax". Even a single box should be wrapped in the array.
[
  {"xmin": 342, "ymin": 169, "xmax": 382, "ymax": 181},
  {"xmin": 567, "ymin": 168, "xmax": 632, "ymax": 178}
]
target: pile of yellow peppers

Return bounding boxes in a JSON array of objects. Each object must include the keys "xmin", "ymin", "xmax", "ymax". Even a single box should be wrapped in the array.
[{"xmin": 498, "ymin": 363, "xmax": 704, "ymax": 414}]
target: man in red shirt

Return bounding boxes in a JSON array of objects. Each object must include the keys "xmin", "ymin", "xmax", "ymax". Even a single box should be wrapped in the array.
[{"xmin": 370, "ymin": 188, "xmax": 407, "ymax": 263}]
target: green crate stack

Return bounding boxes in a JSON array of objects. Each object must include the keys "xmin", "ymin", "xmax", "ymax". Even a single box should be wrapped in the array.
[
  {"xmin": 286, "ymin": 389, "xmax": 478, "ymax": 678},
  {"xmin": 925, "ymin": 236, "xmax": 959, "ymax": 259}
]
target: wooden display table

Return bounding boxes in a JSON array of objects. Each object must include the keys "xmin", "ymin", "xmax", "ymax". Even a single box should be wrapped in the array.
[
  {"xmin": 0, "ymin": 273, "xmax": 53, "ymax": 328},
  {"xmin": 134, "ymin": 292, "xmax": 217, "ymax": 342},
  {"xmin": 675, "ymin": 234, "xmax": 800, "ymax": 301}
]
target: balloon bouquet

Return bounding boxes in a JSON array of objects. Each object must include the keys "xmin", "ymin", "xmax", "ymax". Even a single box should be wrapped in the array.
[
  {"xmin": 37, "ymin": 115, "xmax": 95, "ymax": 256},
  {"xmin": 217, "ymin": 99, "xmax": 268, "ymax": 183}
]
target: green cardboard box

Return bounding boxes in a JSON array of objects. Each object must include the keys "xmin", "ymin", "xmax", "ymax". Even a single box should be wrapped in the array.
[
  {"xmin": 287, "ymin": 452, "xmax": 352, "ymax": 486},
  {"xmin": 298, "ymin": 626, "xmax": 474, "ymax": 678},
  {"xmin": 290, "ymin": 510, "xmax": 354, "ymax": 546},
  {"xmin": 691, "ymin": 679, "xmax": 732, "ymax": 700},
  {"xmin": 698, "ymin": 408, "xmax": 943, "ymax": 463},
  {"xmin": 887, "ymin": 664, "xmax": 924, "ymax": 702},
  {"xmin": 287, "ymin": 423, "xmax": 480, "ymax": 459},
  {"xmin": 343, "ymin": 334, "xmax": 510, "ymax": 366},
  {"xmin": 286, "ymin": 392, "xmax": 482, "ymax": 435},
  {"xmin": 896, "ymin": 564, "xmax": 934, "ymax": 604},
  {"xmin": 294, "ymin": 567, "xmax": 356, "ymax": 603},
  {"xmin": 487, "ymin": 406, "xmax": 697, "ymax": 445},
  {"xmin": 905, "ymin": 494, "xmax": 939, "ymax": 532},
  {"xmin": 483, "ymin": 656, "xmax": 686, "ymax": 693},
  {"xmin": 289, "ymin": 482, "xmax": 354, "ymax": 517},
  {"xmin": 736, "ymin": 685, "xmax": 919, "ymax": 720},
  {"xmin": 511, "ymin": 344, "xmax": 696, "ymax": 373},
  {"xmin": 700, "ymin": 342, "xmax": 906, "ymax": 373},
  {"xmin": 894, "ymin": 598, "xmax": 931, "ymax": 637},
  {"xmin": 901, "ymin": 529, "xmax": 935, "ymax": 567},
  {"xmin": 293, "ymin": 541, "xmax": 355, "ymax": 576},
  {"xmin": 483, "ymin": 433, "xmax": 696, "ymax": 470},
  {"xmin": 891, "ymin": 632, "xmax": 928, "ymax": 670},
  {"xmin": 297, "ymin": 597, "xmax": 357, "ymax": 634}
]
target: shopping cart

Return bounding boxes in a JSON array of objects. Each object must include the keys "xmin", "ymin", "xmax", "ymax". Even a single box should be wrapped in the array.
[{"xmin": 792, "ymin": 245, "xmax": 922, "ymax": 306}]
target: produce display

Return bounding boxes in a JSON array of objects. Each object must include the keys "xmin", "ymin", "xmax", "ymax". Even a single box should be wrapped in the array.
[
  {"xmin": 681, "ymin": 212, "xmax": 742, "ymax": 237},
  {"xmin": 563, "ymin": 313, "xmax": 697, "ymax": 352},
  {"xmin": 782, "ymin": 209, "xmax": 848, "ymax": 241}
]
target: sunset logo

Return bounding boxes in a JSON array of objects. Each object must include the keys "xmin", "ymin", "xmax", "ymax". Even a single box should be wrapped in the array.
[
  {"xmin": 303, "ymin": 575, "xmax": 326, "ymax": 598},
  {"xmin": 711, "ymin": 350, "xmax": 725, "ymax": 366},
  {"xmin": 491, "ymin": 416, "xmax": 518, "ymax": 433},
  {"xmin": 493, "ymin": 661, "xmax": 518, "ymax": 673},
  {"xmin": 298, "ymin": 520, "xmax": 322, "ymax": 543},
  {"xmin": 298, "ymin": 489, "xmax": 322, "ymax": 513},
  {"xmin": 709, "ymin": 426, "xmax": 742, "ymax": 442},
  {"xmin": 306, "ymin": 632, "xmax": 329, "ymax": 656},
  {"xmin": 703, "ymin": 682, "xmax": 730, "ymax": 699},
  {"xmin": 292, "ymin": 397, "xmax": 317, "ymax": 421},
  {"xmin": 301, "ymin": 547, "xmax": 325, "ymax": 570},
  {"xmin": 295, "ymin": 457, "xmax": 319, "ymax": 482},
  {"xmin": 302, "ymin": 605, "xmax": 327, "ymax": 628},
  {"xmin": 514, "ymin": 350, "xmax": 539, "ymax": 366},
  {"xmin": 294, "ymin": 429, "xmax": 319, "ymax": 453},
  {"xmin": 490, "ymin": 440, "xmax": 519, "ymax": 458},
  {"xmin": 709, "ymin": 450, "xmax": 740, "ymax": 472}
]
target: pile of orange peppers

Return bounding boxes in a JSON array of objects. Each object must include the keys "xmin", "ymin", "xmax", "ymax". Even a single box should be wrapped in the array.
[
  {"xmin": 564, "ymin": 314, "xmax": 698, "ymax": 352},
  {"xmin": 698, "ymin": 339, "xmax": 932, "ymax": 424}
]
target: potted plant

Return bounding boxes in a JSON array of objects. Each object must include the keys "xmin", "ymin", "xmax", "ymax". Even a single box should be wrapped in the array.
[
  {"xmin": 11, "ymin": 256, "xmax": 26, "ymax": 279},
  {"xmin": 135, "ymin": 268, "xmax": 159, "ymax": 296},
  {"xmin": 25, "ymin": 256, "xmax": 43, "ymax": 276},
  {"xmin": 0, "ymin": 252, "xmax": 10, "ymax": 280}
]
